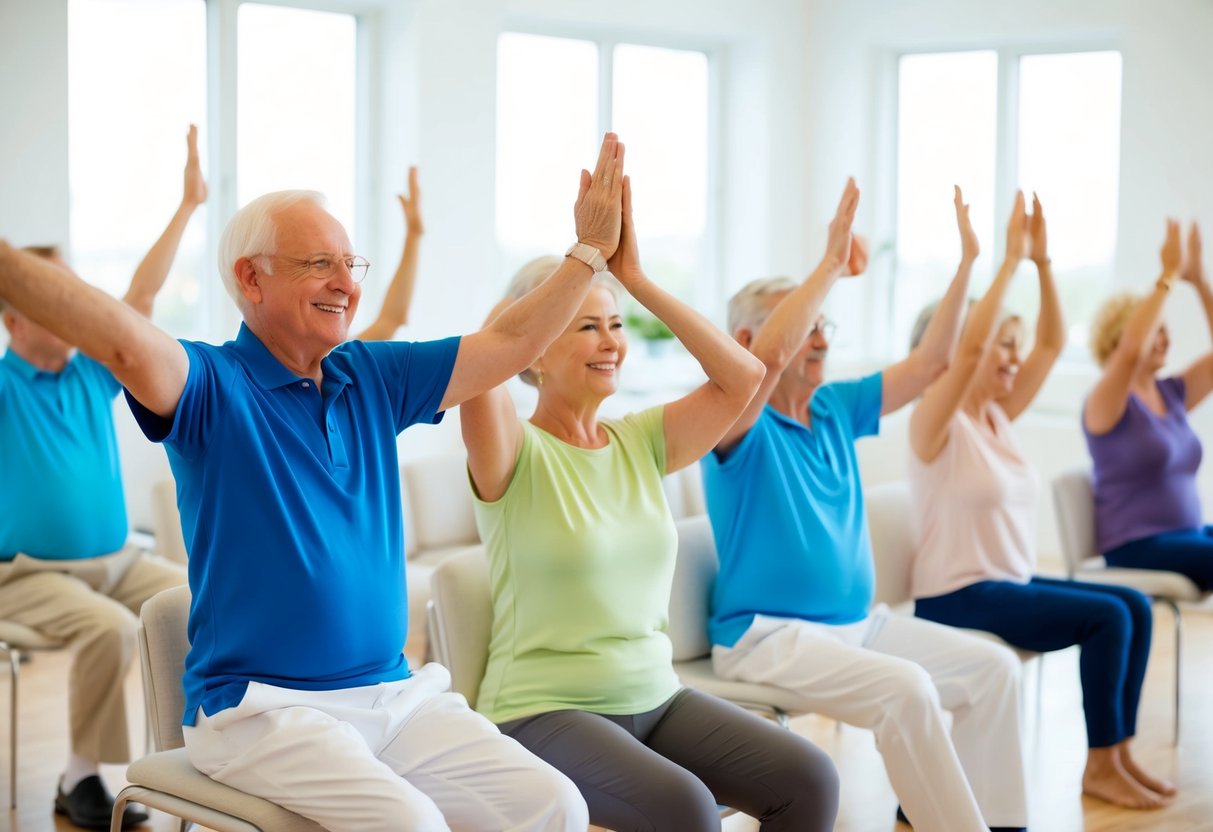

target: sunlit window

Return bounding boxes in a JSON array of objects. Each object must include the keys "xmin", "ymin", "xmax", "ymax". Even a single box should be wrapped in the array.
[
  {"xmin": 893, "ymin": 51, "xmax": 998, "ymax": 353},
  {"xmin": 496, "ymin": 33, "xmax": 713, "ymax": 307},
  {"xmin": 1014, "ymin": 51, "xmax": 1122, "ymax": 352},
  {"xmin": 68, "ymin": 0, "xmax": 207, "ymax": 338},
  {"xmin": 237, "ymin": 3, "xmax": 358, "ymax": 238}
]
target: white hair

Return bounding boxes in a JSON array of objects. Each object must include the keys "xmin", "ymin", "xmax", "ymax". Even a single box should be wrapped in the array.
[
  {"xmin": 726, "ymin": 276, "xmax": 798, "ymax": 335},
  {"xmin": 503, "ymin": 255, "xmax": 623, "ymax": 386},
  {"xmin": 217, "ymin": 190, "xmax": 327, "ymax": 308}
]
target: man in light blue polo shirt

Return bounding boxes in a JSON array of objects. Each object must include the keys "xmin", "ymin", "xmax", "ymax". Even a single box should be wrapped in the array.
[
  {"xmin": 0, "ymin": 127, "xmax": 206, "ymax": 830},
  {"xmin": 0, "ymin": 133, "xmax": 628, "ymax": 831},
  {"xmin": 704, "ymin": 183, "xmax": 1029, "ymax": 831}
]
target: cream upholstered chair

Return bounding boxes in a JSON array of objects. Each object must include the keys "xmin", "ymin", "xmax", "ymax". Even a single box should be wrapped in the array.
[
  {"xmin": 150, "ymin": 479, "xmax": 189, "ymax": 565},
  {"xmin": 110, "ymin": 586, "xmax": 324, "ymax": 832},
  {"xmin": 1052, "ymin": 467, "xmax": 1209, "ymax": 744},
  {"xmin": 0, "ymin": 622, "xmax": 65, "ymax": 809},
  {"xmin": 427, "ymin": 516, "xmax": 816, "ymax": 727},
  {"xmin": 864, "ymin": 481, "xmax": 1044, "ymax": 712}
]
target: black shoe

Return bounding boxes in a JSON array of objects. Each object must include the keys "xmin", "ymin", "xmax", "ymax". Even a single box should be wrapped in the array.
[{"xmin": 54, "ymin": 775, "xmax": 149, "ymax": 830}]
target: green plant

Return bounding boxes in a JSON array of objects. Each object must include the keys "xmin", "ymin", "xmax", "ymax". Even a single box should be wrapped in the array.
[{"xmin": 625, "ymin": 311, "xmax": 675, "ymax": 340}]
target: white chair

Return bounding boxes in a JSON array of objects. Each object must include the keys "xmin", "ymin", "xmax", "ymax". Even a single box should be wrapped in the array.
[
  {"xmin": 1052, "ymin": 467, "xmax": 1210, "ymax": 744},
  {"xmin": 0, "ymin": 621, "xmax": 65, "ymax": 809},
  {"xmin": 150, "ymin": 479, "xmax": 189, "ymax": 565},
  {"xmin": 110, "ymin": 586, "xmax": 324, "ymax": 832},
  {"xmin": 427, "ymin": 517, "xmax": 817, "ymax": 729},
  {"xmin": 864, "ymin": 481, "xmax": 1044, "ymax": 714}
]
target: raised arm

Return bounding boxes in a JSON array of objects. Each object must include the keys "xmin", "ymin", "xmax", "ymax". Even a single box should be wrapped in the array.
[
  {"xmin": 123, "ymin": 124, "xmax": 207, "ymax": 317},
  {"xmin": 882, "ymin": 186, "xmax": 979, "ymax": 415},
  {"xmin": 715, "ymin": 179, "xmax": 862, "ymax": 454},
  {"xmin": 910, "ymin": 190, "xmax": 1027, "ymax": 463},
  {"xmin": 357, "ymin": 167, "xmax": 423, "ymax": 341},
  {"xmin": 0, "ymin": 242, "xmax": 187, "ymax": 417},
  {"xmin": 606, "ymin": 178, "xmax": 765, "ymax": 473},
  {"xmin": 1178, "ymin": 223, "xmax": 1213, "ymax": 410},
  {"xmin": 440, "ymin": 133, "xmax": 624, "ymax": 412},
  {"xmin": 1084, "ymin": 221, "xmax": 1180, "ymax": 435},
  {"xmin": 1000, "ymin": 192, "xmax": 1065, "ymax": 421}
]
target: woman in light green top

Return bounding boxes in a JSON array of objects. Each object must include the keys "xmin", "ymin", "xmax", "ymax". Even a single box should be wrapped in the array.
[{"xmin": 461, "ymin": 172, "xmax": 840, "ymax": 832}]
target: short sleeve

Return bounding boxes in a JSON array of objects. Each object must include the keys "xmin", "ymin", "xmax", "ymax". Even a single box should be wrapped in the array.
[
  {"xmin": 1159, "ymin": 376, "xmax": 1187, "ymax": 412},
  {"xmin": 820, "ymin": 372, "xmax": 882, "ymax": 438},
  {"xmin": 614, "ymin": 405, "xmax": 667, "ymax": 472},
  {"xmin": 125, "ymin": 340, "xmax": 226, "ymax": 460},
  {"xmin": 350, "ymin": 337, "xmax": 461, "ymax": 433}
]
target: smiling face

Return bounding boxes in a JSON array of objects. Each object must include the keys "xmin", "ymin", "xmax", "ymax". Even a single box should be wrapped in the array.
[
  {"xmin": 978, "ymin": 317, "xmax": 1023, "ymax": 401},
  {"xmin": 238, "ymin": 200, "xmax": 361, "ymax": 363},
  {"xmin": 535, "ymin": 286, "xmax": 627, "ymax": 403},
  {"xmin": 757, "ymin": 291, "xmax": 831, "ymax": 404},
  {"xmin": 1146, "ymin": 321, "xmax": 1170, "ymax": 373}
]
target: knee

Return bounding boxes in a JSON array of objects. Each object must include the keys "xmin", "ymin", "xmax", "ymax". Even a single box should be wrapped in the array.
[
  {"xmin": 782, "ymin": 740, "xmax": 841, "ymax": 811},
  {"xmin": 642, "ymin": 767, "xmax": 719, "ymax": 831},
  {"xmin": 521, "ymin": 765, "xmax": 589, "ymax": 829},
  {"xmin": 884, "ymin": 662, "xmax": 941, "ymax": 716},
  {"xmin": 1091, "ymin": 598, "xmax": 1134, "ymax": 640},
  {"xmin": 981, "ymin": 641, "xmax": 1023, "ymax": 689},
  {"xmin": 79, "ymin": 601, "xmax": 138, "ymax": 656}
]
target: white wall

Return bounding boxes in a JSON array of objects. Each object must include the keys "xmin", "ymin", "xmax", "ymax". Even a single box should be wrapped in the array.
[{"xmin": 5, "ymin": 0, "xmax": 1213, "ymax": 557}]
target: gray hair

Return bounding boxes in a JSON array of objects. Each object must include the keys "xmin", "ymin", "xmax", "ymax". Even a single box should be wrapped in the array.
[
  {"xmin": 217, "ymin": 190, "xmax": 327, "ymax": 307},
  {"xmin": 504, "ymin": 255, "xmax": 623, "ymax": 386},
  {"xmin": 727, "ymin": 276, "xmax": 798, "ymax": 335},
  {"xmin": 909, "ymin": 298, "xmax": 1019, "ymax": 350}
]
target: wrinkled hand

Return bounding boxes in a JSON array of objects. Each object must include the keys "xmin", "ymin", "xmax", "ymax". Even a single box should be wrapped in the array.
[
  {"xmin": 1180, "ymin": 222, "xmax": 1204, "ymax": 285},
  {"xmin": 1160, "ymin": 219, "xmax": 1182, "ymax": 276},
  {"xmin": 1004, "ymin": 190, "xmax": 1028, "ymax": 264},
  {"xmin": 823, "ymin": 178, "xmax": 860, "ymax": 275},
  {"xmin": 182, "ymin": 124, "xmax": 207, "ymax": 207},
  {"xmin": 1028, "ymin": 192, "xmax": 1048, "ymax": 265},
  {"xmin": 606, "ymin": 176, "xmax": 644, "ymax": 287},
  {"xmin": 398, "ymin": 166, "xmax": 423, "ymax": 235},
  {"xmin": 955, "ymin": 185, "xmax": 979, "ymax": 264},
  {"xmin": 573, "ymin": 133, "xmax": 625, "ymax": 259}
]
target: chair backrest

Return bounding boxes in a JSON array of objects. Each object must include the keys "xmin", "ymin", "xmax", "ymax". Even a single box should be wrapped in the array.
[
  {"xmin": 865, "ymin": 481, "xmax": 917, "ymax": 608},
  {"xmin": 138, "ymin": 585, "xmax": 192, "ymax": 752},
  {"xmin": 150, "ymin": 479, "xmax": 189, "ymax": 564},
  {"xmin": 401, "ymin": 454, "xmax": 480, "ymax": 556},
  {"xmin": 667, "ymin": 514, "xmax": 716, "ymax": 661},
  {"xmin": 428, "ymin": 547, "xmax": 492, "ymax": 706},
  {"xmin": 1052, "ymin": 467, "xmax": 1097, "ymax": 577}
]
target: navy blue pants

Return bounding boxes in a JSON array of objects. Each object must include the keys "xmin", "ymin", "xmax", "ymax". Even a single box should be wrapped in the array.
[
  {"xmin": 916, "ymin": 576, "xmax": 1153, "ymax": 748},
  {"xmin": 1106, "ymin": 525, "xmax": 1213, "ymax": 591}
]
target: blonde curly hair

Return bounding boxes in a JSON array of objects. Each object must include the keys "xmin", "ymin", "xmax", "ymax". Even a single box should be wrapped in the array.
[{"xmin": 1089, "ymin": 292, "xmax": 1140, "ymax": 367}]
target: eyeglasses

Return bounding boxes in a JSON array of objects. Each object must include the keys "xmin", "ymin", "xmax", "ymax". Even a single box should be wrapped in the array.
[
  {"xmin": 264, "ymin": 254, "xmax": 370, "ymax": 284},
  {"xmin": 809, "ymin": 318, "xmax": 837, "ymax": 340}
]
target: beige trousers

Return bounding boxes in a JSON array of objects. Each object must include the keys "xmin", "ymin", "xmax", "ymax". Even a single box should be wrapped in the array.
[{"xmin": 0, "ymin": 546, "xmax": 187, "ymax": 763}]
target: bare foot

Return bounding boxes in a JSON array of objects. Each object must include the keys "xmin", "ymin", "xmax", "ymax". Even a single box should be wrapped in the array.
[
  {"xmin": 1083, "ymin": 756, "xmax": 1166, "ymax": 810},
  {"xmin": 1119, "ymin": 746, "xmax": 1177, "ymax": 797}
]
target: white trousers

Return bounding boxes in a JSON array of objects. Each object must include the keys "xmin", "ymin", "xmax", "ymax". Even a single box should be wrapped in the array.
[
  {"xmin": 713, "ymin": 607, "xmax": 1028, "ymax": 832},
  {"xmin": 183, "ymin": 663, "xmax": 588, "ymax": 832}
]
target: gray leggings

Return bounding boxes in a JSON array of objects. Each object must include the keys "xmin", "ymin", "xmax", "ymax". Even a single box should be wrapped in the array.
[{"xmin": 499, "ymin": 688, "xmax": 839, "ymax": 832}]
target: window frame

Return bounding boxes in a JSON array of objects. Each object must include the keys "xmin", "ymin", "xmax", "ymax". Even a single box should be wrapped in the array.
[{"xmin": 496, "ymin": 21, "xmax": 724, "ymax": 316}]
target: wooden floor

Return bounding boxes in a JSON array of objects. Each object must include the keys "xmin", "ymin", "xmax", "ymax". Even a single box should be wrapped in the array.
[{"xmin": 4, "ymin": 603, "xmax": 1212, "ymax": 832}]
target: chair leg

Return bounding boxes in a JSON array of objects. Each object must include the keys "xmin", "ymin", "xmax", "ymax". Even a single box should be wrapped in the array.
[
  {"xmin": 1157, "ymin": 597, "xmax": 1182, "ymax": 746},
  {"xmin": 7, "ymin": 645, "xmax": 18, "ymax": 811}
]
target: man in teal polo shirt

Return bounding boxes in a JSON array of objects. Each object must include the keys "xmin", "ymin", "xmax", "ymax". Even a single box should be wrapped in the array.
[
  {"xmin": 0, "ymin": 127, "xmax": 206, "ymax": 829},
  {"xmin": 0, "ymin": 133, "xmax": 628, "ymax": 830},
  {"xmin": 703, "ymin": 183, "xmax": 1029, "ymax": 831}
]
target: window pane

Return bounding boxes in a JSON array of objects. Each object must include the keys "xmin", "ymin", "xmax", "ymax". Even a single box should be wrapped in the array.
[
  {"xmin": 496, "ymin": 33, "xmax": 599, "ymax": 266},
  {"xmin": 894, "ymin": 51, "xmax": 998, "ymax": 353},
  {"xmin": 68, "ymin": 0, "xmax": 207, "ymax": 338},
  {"xmin": 237, "ymin": 4, "xmax": 357, "ymax": 237},
  {"xmin": 612, "ymin": 44, "xmax": 710, "ymax": 305},
  {"xmin": 1016, "ymin": 51, "xmax": 1122, "ymax": 352}
]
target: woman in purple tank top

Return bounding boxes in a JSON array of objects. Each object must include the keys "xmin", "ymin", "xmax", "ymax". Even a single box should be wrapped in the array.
[{"xmin": 1084, "ymin": 221, "xmax": 1213, "ymax": 593}]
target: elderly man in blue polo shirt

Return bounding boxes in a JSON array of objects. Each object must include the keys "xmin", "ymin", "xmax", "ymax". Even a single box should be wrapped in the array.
[
  {"xmin": 703, "ymin": 184, "xmax": 1029, "ymax": 832},
  {"xmin": 0, "ymin": 127, "xmax": 206, "ymax": 830},
  {"xmin": 0, "ymin": 134, "xmax": 630, "ymax": 831}
]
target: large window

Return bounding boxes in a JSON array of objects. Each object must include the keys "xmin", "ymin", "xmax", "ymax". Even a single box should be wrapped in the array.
[
  {"xmin": 890, "ymin": 48, "xmax": 1122, "ymax": 357},
  {"xmin": 496, "ymin": 32, "xmax": 713, "ymax": 308},
  {"xmin": 68, "ymin": 0, "xmax": 208, "ymax": 338},
  {"xmin": 68, "ymin": 0, "xmax": 368, "ymax": 341}
]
